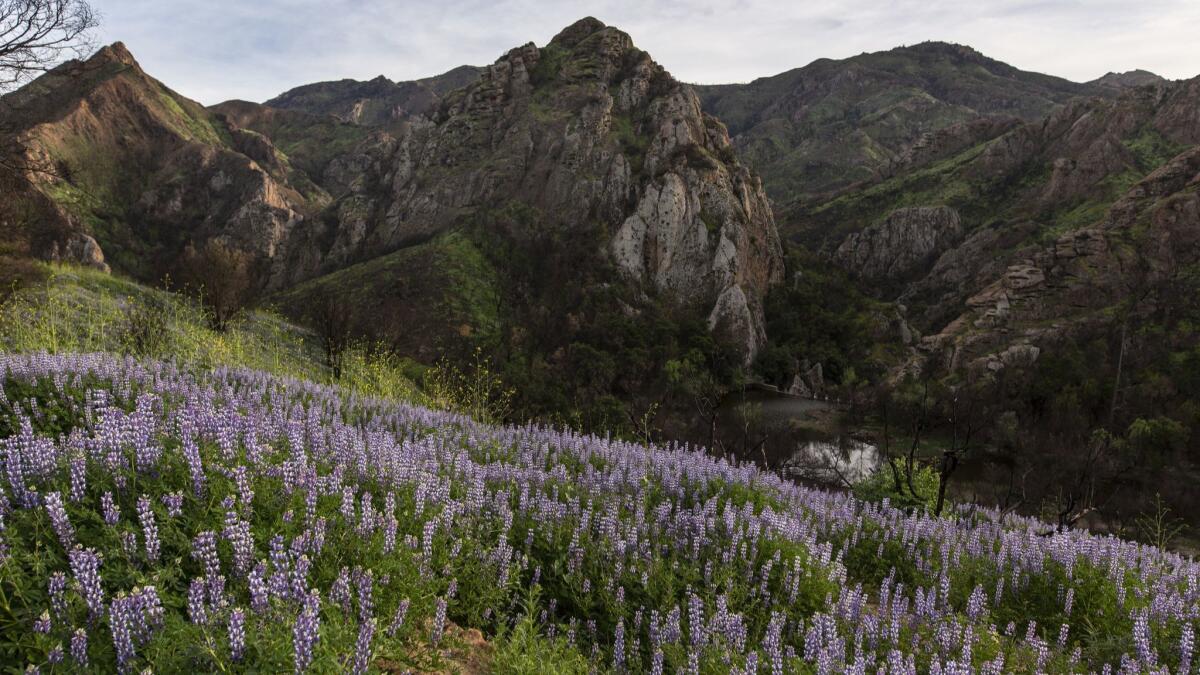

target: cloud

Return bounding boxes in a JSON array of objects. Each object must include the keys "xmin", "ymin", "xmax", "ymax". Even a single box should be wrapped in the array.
[{"xmin": 92, "ymin": 0, "xmax": 1200, "ymax": 104}]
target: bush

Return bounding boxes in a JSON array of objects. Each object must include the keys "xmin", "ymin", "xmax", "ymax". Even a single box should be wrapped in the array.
[{"xmin": 853, "ymin": 463, "xmax": 941, "ymax": 512}]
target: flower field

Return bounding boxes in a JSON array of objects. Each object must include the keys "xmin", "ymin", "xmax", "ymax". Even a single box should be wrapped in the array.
[{"xmin": 0, "ymin": 352, "xmax": 1197, "ymax": 673}]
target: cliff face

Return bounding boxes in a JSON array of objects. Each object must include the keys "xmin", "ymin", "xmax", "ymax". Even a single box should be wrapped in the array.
[{"xmin": 273, "ymin": 17, "xmax": 783, "ymax": 360}]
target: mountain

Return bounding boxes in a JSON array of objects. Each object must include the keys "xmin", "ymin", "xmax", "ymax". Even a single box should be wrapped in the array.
[
  {"xmin": 1, "ymin": 18, "xmax": 784, "ymax": 432},
  {"xmin": 0, "ymin": 42, "xmax": 320, "ymax": 276},
  {"xmin": 263, "ymin": 65, "xmax": 484, "ymax": 126},
  {"xmin": 695, "ymin": 41, "xmax": 1109, "ymax": 203}
]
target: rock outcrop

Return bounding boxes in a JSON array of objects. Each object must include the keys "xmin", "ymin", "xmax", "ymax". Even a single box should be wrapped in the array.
[
  {"xmin": 833, "ymin": 206, "xmax": 962, "ymax": 282},
  {"xmin": 274, "ymin": 17, "xmax": 784, "ymax": 360}
]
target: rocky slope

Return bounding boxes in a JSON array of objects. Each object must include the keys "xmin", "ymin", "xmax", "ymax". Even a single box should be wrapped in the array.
[
  {"xmin": 793, "ymin": 76, "xmax": 1200, "ymax": 380},
  {"xmin": 271, "ymin": 17, "xmax": 783, "ymax": 360},
  {"xmin": 695, "ymin": 41, "xmax": 1108, "ymax": 203},
  {"xmin": 0, "ymin": 43, "xmax": 317, "ymax": 276}
]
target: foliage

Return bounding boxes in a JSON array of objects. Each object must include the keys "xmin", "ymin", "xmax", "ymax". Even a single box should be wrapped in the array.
[
  {"xmin": 853, "ymin": 464, "xmax": 941, "ymax": 513},
  {"xmin": 421, "ymin": 347, "xmax": 514, "ymax": 424},
  {"xmin": 0, "ymin": 352, "xmax": 1196, "ymax": 673}
]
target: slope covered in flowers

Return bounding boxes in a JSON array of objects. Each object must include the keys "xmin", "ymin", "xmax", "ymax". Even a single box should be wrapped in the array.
[{"xmin": 0, "ymin": 352, "xmax": 1197, "ymax": 673}]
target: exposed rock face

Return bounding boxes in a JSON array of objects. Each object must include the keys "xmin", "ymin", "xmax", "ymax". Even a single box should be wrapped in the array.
[
  {"xmin": 275, "ymin": 17, "xmax": 783, "ymax": 361},
  {"xmin": 833, "ymin": 206, "xmax": 962, "ymax": 282},
  {"xmin": 48, "ymin": 233, "xmax": 109, "ymax": 272}
]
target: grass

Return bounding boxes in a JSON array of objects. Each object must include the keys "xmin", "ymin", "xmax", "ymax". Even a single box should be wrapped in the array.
[{"xmin": 0, "ymin": 264, "xmax": 426, "ymax": 404}]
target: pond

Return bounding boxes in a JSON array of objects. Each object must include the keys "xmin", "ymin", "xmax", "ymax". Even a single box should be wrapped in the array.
[{"xmin": 715, "ymin": 389, "xmax": 880, "ymax": 487}]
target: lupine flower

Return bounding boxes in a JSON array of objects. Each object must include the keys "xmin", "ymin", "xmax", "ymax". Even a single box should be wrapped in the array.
[
  {"xmin": 351, "ymin": 617, "xmax": 375, "ymax": 675},
  {"xmin": 48, "ymin": 572, "xmax": 67, "ymax": 618},
  {"xmin": 386, "ymin": 599, "xmax": 410, "ymax": 638},
  {"xmin": 191, "ymin": 531, "xmax": 221, "ymax": 579},
  {"xmin": 70, "ymin": 629, "xmax": 88, "ymax": 666},
  {"xmin": 136, "ymin": 496, "xmax": 159, "ymax": 563},
  {"xmin": 229, "ymin": 608, "xmax": 246, "ymax": 661},
  {"xmin": 431, "ymin": 597, "xmax": 448, "ymax": 646},
  {"xmin": 187, "ymin": 578, "xmax": 208, "ymax": 625},
  {"xmin": 44, "ymin": 492, "xmax": 74, "ymax": 550},
  {"xmin": 33, "ymin": 611, "xmax": 50, "ymax": 634},
  {"xmin": 293, "ymin": 590, "xmax": 321, "ymax": 673},
  {"xmin": 101, "ymin": 492, "xmax": 120, "ymax": 525},
  {"xmin": 161, "ymin": 492, "xmax": 184, "ymax": 518},
  {"xmin": 68, "ymin": 547, "xmax": 105, "ymax": 618}
]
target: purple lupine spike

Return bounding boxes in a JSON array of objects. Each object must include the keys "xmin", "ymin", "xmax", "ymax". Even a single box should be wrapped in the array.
[
  {"xmin": 101, "ymin": 492, "xmax": 120, "ymax": 525},
  {"xmin": 330, "ymin": 568, "xmax": 352, "ymax": 614},
  {"xmin": 386, "ymin": 599, "xmax": 410, "ymax": 638},
  {"xmin": 33, "ymin": 610, "xmax": 50, "ymax": 634},
  {"xmin": 293, "ymin": 589, "xmax": 321, "ymax": 673},
  {"xmin": 249, "ymin": 562, "xmax": 270, "ymax": 613},
  {"xmin": 430, "ymin": 597, "xmax": 448, "ymax": 646},
  {"xmin": 355, "ymin": 568, "xmax": 375, "ymax": 624},
  {"xmin": 161, "ymin": 492, "xmax": 184, "ymax": 518},
  {"xmin": 191, "ymin": 531, "xmax": 220, "ymax": 579},
  {"xmin": 351, "ymin": 617, "xmax": 375, "ymax": 675},
  {"xmin": 48, "ymin": 572, "xmax": 67, "ymax": 618},
  {"xmin": 68, "ymin": 547, "xmax": 105, "ymax": 619},
  {"xmin": 187, "ymin": 578, "xmax": 208, "ymax": 625},
  {"xmin": 70, "ymin": 628, "xmax": 88, "ymax": 667},
  {"xmin": 110, "ymin": 594, "xmax": 137, "ymax": 673},
  {"xmin": 229, "ymin": 608, "xmax": 246, "ymax": 662},
  {"xmin": 136, "ymin": 496, "xmax": 159, "ymax": 563},
  {"xmin": 68, "ymin": 456, "xmax": 87, "ymax": 503},
  {"xmin": 44, "ymin": 492, "xmax": 74, "ymax": 550}
]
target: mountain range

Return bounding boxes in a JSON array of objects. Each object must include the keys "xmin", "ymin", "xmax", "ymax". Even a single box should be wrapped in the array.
[{"xmin": 2, "ymin": 18, "xmax": 1198, "ymax": 504}]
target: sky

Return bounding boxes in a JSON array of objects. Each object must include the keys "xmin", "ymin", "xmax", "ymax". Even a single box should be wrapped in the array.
[{"xmin": 93, "ymin": 0, "xmax": 1200, "ymax": 105}]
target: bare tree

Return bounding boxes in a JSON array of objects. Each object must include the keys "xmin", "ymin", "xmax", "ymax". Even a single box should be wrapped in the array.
[
  {"xmin": 175, "ymin": 241, "xmax": 257, "ymax": 332},
  {"xmin": 0, "ymin": 0, "xmax": 99, "ymax": 91},
  {"xmin": 308, "ymin": 291, "xmax": 355, "ymax": 379}
]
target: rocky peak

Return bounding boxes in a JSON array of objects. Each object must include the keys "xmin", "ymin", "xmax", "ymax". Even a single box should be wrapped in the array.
[
  {"xmin": 548, "ymin": 16, "xmax": 610, "ymax": 48},
  {"xmin": 276, "ymin": 17, "xmax": 783, "ymax": 362},
  {"xmin": 91, "ymin": 41, "xmax": 140, "ymax": 69}
]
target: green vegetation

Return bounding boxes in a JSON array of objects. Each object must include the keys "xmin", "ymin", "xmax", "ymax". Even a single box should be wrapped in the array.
[{"xmin": 754, "ymin": 245, "xmax": 899, "ymax": 389}]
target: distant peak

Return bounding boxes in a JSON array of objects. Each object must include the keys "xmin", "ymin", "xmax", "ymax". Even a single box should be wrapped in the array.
[
  {"xmin": 549, "ymin": 16, "xmax": 609, "ymax": 48},
  {"xmin": 1090, "ymin": 69, "xmax": 1166, "ymax": 89}
]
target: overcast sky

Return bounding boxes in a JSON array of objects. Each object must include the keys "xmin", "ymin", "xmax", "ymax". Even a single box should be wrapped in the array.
[{"xmin": 94, "ymin": 0, "xmax": 1200, "ymax": 105}]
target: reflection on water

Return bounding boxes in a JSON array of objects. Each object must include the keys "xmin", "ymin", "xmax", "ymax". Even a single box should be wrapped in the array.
[
  {"xmin": 785, "ymin": 439, "xmax": 880, "ymax": 485},
  {"xmin": 715, "ymin": 388, "xmax": 882, "ymax": 486}
]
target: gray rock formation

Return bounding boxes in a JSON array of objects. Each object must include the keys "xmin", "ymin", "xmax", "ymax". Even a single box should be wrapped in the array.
[{"xmin": 833, "ymin": 206, "xmax": 962, "ymax": 282}]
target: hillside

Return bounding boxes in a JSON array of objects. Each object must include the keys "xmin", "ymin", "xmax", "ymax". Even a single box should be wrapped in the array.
[
  {"xmin": 695, "ymin": 41, "xmax": 1107, "ymax": 203},
  {"xmin": 1, "ymin": 349, "xmax": 1197, "ymax": 672},
  {"xmin": 0, "ymin": 43, "xmax": 321, "ymax": 278}
]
